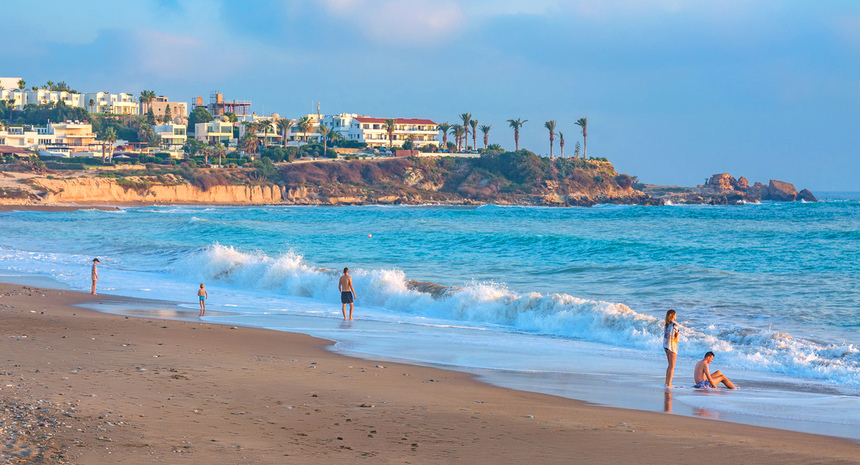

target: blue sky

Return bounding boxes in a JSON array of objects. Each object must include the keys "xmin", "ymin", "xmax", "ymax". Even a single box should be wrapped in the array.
[{"xmin": 3, "ymin": 0, "xmax": 859, "ymax": 190}]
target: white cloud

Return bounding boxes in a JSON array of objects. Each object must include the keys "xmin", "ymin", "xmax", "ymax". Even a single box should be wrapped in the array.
[{"xmin": 321, "ymin": 0, "xmax": 466, "ymax": 46}]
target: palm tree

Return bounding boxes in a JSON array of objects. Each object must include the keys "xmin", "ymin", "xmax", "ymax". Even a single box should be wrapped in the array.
[
  {"xmin": 478, "ymin": 125, "xmax": 492, "ymax": 150},
  {"xmin": 277, "ymin": 118, "xmax": 294, "ymax": 147},
  {"xmin": 330, "ymin": 131, "xmax": 343, "ymax": 147},
  {"xmin": 507, "ymin": 118, "xmax": 527, "ymax": 151},
  {"xmin": 88, "ymin": 99, "xmax": 95, "ymax": 114},
  {"xmin": 46, "ymin": 81, "xmax": 54, "ymax": 91},
  {"xmin": 317, "ymin": 124, "xmax": 333, "ymax": 156},
  {"xmin": 296, "ymin": 116, "xmax": 313, "ymax": 143},
  {"xmin": 214, "ymin": 143, "xmax": 227, "ymax": 167},
  {"xmin": 139, "ymin": 90, "xmax": 155, "ymax": 115},
  {"xmin": 240, "ymin": 132, "xmax": 260, "ymax": 155},
  {"xmin": 242, "ymin": 121, "xmax": 259, "ymax": 141},
  {"xmin": 103, "ymin": 127, "xmax": 117, "ymax": 162},
  {"xmin": 559, "ymin": 132, "xmax": 565, "ymax": 158},
  {"xmin": 544, "ymin": 120, "xmax": 556, "ymax": 159},
  {"xmin": 469, "ymin": 119, "xmax": 478, "ymax": 152},
  {"xmin": 437, "ymin": 122, "xmax": 451, "ymax": 151},
  {"xmin": 575, "ymin": 117, "xmax": 588, "ymax": 158},
  {"xmin": 384, "ymin": 118, "xmax": 396, "ymax": 150},
  {"xmin": 17, "ymin": 79, "xmax": 25, "ymax": 90},
  {"xmin": 259, "ymin": 120, "xmax": 271, "ymax": 148},
  {"xmin": 450, "ymin": 124, "xmax": 463, "ymax": 152},
  {"xmin": 459, "ymin": 113, "xmax": 471, "ymax": 150}
]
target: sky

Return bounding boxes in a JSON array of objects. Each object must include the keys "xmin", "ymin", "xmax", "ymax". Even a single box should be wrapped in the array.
[{"xmin": 2, "ymin": 0, "xmax": 859, "ymax": 191}]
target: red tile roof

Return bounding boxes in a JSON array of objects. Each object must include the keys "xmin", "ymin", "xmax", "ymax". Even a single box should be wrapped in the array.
[
  {"xmin": 0, "ymin": 145, "xmax": 32, "ymax": 155},
  {"xmin": 354, "ymin": 117, "xmax": 437, "ymax": 125}
]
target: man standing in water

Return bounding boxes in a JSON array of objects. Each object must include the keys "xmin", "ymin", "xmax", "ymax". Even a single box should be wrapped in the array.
[
  {"xmin": 91, "ymin": 258, "xmax": 100, "ymax": 295},
  {"xmin": 339, "ymin": 267, "xmax": 356, "ymax": 321},
  {"xmin": 694, "ymin": 351, "xmax": 737, "ymax": 389}
]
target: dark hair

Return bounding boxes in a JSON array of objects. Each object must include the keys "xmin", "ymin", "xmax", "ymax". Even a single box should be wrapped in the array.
[
  {"xmin": 93, "ymin": 258, "xmax": 100, "ymax": 262},
  {"xmin": 705, "ymin": 351, "xmax": 715, "ymax": 359},
  {"xmin": 343, "ymin": 267, "xmax": 349, "ymax": 273}
]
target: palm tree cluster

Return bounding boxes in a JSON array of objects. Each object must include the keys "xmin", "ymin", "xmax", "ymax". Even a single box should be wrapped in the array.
[
  {"xmin": 139, "ymin": 90, "xmax": 156, "ymax": 114},
  {"xmin": 438, "ymin": 113, "xmax": 589, "ymax": 159}
]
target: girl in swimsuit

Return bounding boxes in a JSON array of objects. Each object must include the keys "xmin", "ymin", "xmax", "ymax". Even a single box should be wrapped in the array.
[{"xmin": 663, "ymin": 309, "xmax": 680, "ymax": 387}]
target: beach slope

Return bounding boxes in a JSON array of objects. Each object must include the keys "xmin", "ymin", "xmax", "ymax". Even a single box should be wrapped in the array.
[{"xmin": 1, "ymin": 283, "xmax": 857, "ymax": 464}]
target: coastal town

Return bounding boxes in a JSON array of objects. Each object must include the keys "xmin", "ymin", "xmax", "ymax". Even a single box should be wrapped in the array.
[{"xmin": 0, "ymin": 76, "xmax": 544, "ymax": 161}]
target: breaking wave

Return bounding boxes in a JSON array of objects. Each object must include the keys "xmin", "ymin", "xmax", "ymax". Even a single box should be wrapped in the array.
[{"xmin": 180, "ymin": 244, "xmax": 860, "ymax": 386}]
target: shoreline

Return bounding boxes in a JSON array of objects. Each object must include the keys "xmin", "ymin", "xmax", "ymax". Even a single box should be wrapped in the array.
[{"xmin": 1, "ymin": 282, "xmax": 858, "ymax": 463}]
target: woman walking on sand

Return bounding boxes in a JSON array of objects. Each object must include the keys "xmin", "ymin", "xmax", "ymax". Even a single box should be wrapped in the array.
[{"xmin": 663, "ymin": 309, "xmax": 681, "ymax": 387}]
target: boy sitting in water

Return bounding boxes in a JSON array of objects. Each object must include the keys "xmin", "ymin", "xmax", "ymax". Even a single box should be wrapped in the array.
[{"xmin": 693, "ymin": 351, "xmax": 737, "ymax": 389}]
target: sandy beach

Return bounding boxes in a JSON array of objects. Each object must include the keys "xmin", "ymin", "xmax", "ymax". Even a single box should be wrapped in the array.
[{"xmin": 0, "ymin": 282, "xmax": 857, "ymax": 464}]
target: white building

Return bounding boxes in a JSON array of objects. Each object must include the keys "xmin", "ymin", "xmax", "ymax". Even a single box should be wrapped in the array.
[
  {"xmin": 0, "ymin": 77, "xmax": 23, "ymax": 91},
  {"xmin": 0, "ymin": 89, "xmax": 27, "ymax": 109},
  {"xmin": 152, "ymin": 122, "xmax": 187, "ymax": 150},
  {"xmin": 80, "ymin": 92, "xmax": 138, "ymax": 115},
  {"xmin": 348, "ymin": 117, "xmax": 439, "ymax": 149},
  {"xmin": 0, "ymin": 121, "xmax": 100, "ymax": 155},
  {"xmin": 237, "ymin": 113, "xmax": 283, "ymax": 146},
  {"xmin": 286, "ymin": 113, "xmax": 323, "ymax": 144},
  {"xmin": 195, "ymin": 120, "xmax": 234, "ymax": 145},
  {"xmin": 24, "ymin": 89, "xmax": 81, "ymax": 108}
]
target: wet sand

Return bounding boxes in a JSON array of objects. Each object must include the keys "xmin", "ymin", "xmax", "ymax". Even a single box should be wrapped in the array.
[{"xmin": 1, "ymin": 282, "xmax": 858, "ymax": 464}]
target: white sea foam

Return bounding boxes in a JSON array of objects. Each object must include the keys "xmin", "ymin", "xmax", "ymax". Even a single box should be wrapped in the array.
[{"xmin": 179, "ymin": 244, "xmax": 860, "ymax": 386}]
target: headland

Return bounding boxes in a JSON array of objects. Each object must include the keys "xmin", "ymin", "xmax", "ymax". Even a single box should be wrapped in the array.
[{"xmin": 0, "ymin": 151, "xmax": 814, "ymax": 207}]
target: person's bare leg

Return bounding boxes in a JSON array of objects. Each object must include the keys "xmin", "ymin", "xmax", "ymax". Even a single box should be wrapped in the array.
[
  {"xmin": 664, "ymin": 349, "xmax": 676, "ymax": 387},
  {"xmin": 710, "ymin": 370, "xmax": 737, "ymax": 389},
  {"xmin": 342, "ymin": 303, "xmax": 348, "ymax": 321},
  {"xmin": 348, "ymin": 302, "xmax": 354, "ymax": 321},
  {"xmin": 91, "ymin": 279, "xmax": 97, "ymax": 295}
]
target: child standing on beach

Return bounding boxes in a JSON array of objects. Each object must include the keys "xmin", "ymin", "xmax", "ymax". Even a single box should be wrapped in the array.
[
  {"xmin": 198, "ymin": 283, "xmax": 208, "ymax": 317},
  {"xmin": 663, "ymin": 309, "xmax": 680, "ymax": 387},
  {"xmin": 91, "ymin": 258, "xmax": 100, "ymax": 295}
]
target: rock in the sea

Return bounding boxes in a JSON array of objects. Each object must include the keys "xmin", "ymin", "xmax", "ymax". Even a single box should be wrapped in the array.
[
  {"xmin": 706, "ymin": 173, "xmax": 736, "ymax": 191},
  {"xmin": 797, "ymin": 189, "xmax": 818, "ymax": 202},
  {"xmin": 767, "ymin": 180, "xmax": 798, "ymax": 201},
  {"xmin": 736, "ymin": 176, "xmax": 749, "ymax": 189}
]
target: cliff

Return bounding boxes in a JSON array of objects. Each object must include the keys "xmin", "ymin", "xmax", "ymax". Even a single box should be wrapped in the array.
[
  {"xmin": 0, "ymin": 154, "xmax": 815, "ymax": 207},
  {"xmin": 1, "ymin": 152, "xmax": 655, "ymax": 206}
]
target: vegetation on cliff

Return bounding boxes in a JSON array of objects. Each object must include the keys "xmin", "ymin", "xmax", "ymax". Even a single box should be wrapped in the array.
[{"xmin": 1, "ymin": 150, "xmax": 648, "ymax": 206}]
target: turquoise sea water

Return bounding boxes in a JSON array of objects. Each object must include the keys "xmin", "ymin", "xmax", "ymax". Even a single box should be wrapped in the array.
[{"xmin": 1, "ymin": 194, "xmax": 858, "ymax": 437}]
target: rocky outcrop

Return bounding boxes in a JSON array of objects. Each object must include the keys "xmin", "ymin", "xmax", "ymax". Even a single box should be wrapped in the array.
[
  {"xmin": 797, "ymin": 189, "xmax": 818, "ymax": 202},
  {"xmin": 766, "ymin": 180, "xmax": 798, "ymax": 201},
  {"xmin": 698, "ymin": 174, "xmax": 814, "ymax": 203}
]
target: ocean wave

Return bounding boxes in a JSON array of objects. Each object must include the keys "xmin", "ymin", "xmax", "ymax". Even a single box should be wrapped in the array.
[{"xmin": 181, "ymin": 244, "xmax": 860, "ymax": 386}]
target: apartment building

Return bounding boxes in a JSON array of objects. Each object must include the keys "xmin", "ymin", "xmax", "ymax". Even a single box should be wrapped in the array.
[
  {"xmin": 144, "ymin": 96, "xmax": 188, "ymax": 121},
  {"xmin": 195, "ymin": 120, "xmax": 234, "ymax": 145},
  {"xmin": 152, "ymin": 122, "xmax": 187, "ymax": 150},
  {"xmin": 81, "ymin": 92, "xmax": 138, "ymax": 115},
  {"xmin": 0, "ymin": 89, "xmax": 27, "ymax": 109},
  {"xmin": 0, "ymin": 121, "xmax": 100, "ymax": 155},
  {"xmin": 348, "ymin": 117, "xmax": 439, "ymax": 149}
]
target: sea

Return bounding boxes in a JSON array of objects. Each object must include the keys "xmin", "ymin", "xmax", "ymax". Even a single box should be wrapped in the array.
[{"xmin": 1, "ymin": 194, "xmax": 859, "ymax": 439}]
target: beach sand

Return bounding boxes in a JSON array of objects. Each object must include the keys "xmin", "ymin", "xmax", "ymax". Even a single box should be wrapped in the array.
[{"xmin": 1, "ymin": 282, "xmax": 858, "ymax": 464}]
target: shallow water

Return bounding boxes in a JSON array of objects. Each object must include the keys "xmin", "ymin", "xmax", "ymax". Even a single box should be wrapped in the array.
[{"xmin": 1, "ymin": 195, "xmax": 858, "ymax": 438}]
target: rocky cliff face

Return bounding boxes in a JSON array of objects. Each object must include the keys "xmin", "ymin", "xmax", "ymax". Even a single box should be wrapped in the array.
[
  {"xmin": 34, "ymin": 178, "xmax": 285, "ymax": 204},
  {"xmin": 1, "ymin": 158, "xmax": 814, "ymax": 207}
]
